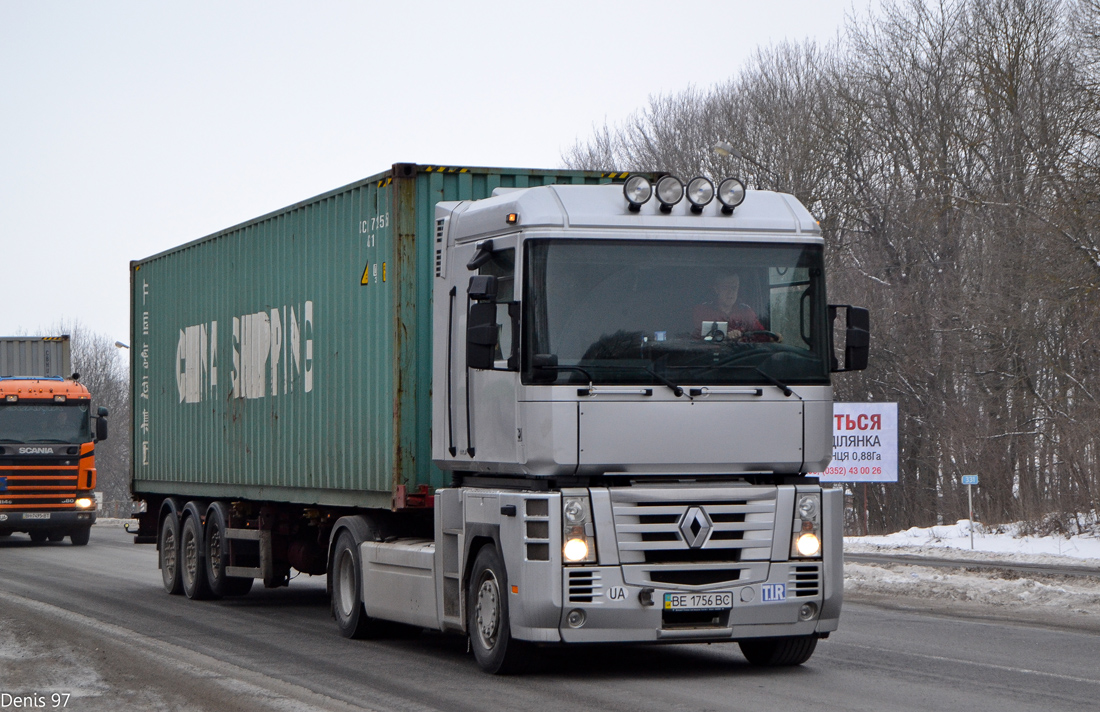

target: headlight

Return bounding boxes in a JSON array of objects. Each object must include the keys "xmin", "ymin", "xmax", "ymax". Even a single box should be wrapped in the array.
[
  {"xmin": 655, "ymin": 175, "xmax": 684, "ymax": 212},
  {"xmin": 795, "ymin": 532, "xmax": 821, "ymax": 557},
  {"xmin": 791, "ymin": 493, "xmax": 822, "ymax": 559},
  {"xmin": 717, "ymin": 177, "xmax": 746, "ymax": 214},
  {"xmin": 561, "ymin": 491, "xmax": 597, "ymax": 564},
  {"xmin": 623, "ymin": 175, "xmax": 653, "ymax": 211},
  {"xmin": 563, "ymin": 538, "xmax": 590, "ymax": 562},
  {"xmin": 686, "ymin": 177, "xmax": 714, "ymax": 212},
  {"xmin": 75, "ymin": 497, "xmax": 94, "ymax": 509}
]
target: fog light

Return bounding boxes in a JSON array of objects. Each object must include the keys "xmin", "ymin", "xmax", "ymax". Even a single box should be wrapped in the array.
[
  {"xmin": 717, "ymin": 177, "xmax": 746, "ymax": 214},
  {"xmin": 799, "ymin": 602, "xmax": 818, "ymax": 621},
  {"xmin": 563, "ymin": 537, "xmax": 589, "ymax": 562},
  {"xmin": 686, "ymin": 177, "xmax": 714, "ymax": 212},
  {"xmin": 75, "ymin": 498, "xmax": 94, "ymax": 509},
  {"xmin": 566, "ymin": 608, "xmax": 587, "ymax": 628},
  {"xmin": 655, "ymin": 175, "xmax": 684, "ymax": 212},
  {"xmin": 795, "ymin": 532, "xmax": 821, "ymax": 557},
  {"xmin": 623, "ymin": 175, "xmax": 652, "ymax": 211}
]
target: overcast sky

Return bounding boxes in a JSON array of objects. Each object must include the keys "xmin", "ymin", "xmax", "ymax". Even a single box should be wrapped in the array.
[{"xmin": 1, "ymin": 0, "xmax": 858, "ymax": 347}]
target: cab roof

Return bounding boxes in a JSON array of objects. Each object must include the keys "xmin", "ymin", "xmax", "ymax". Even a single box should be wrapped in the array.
[
  {"xmin": 440, "ymin": 183, "xmax": 822, "ymax": 243},
  {"xmin": 0, "ymin": 377, "xmax": 91, "ymax": 400}
]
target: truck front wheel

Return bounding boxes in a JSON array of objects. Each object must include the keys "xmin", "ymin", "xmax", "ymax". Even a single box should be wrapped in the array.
[
  {"xmin": 467, "ymin": 545, "xmax": 530, "ymax": 674},
  {"xmin": 159, "ymin": 514, "xmax": 183, "ymax": 595},
  {"xmin": 69, "ymin": 526, "xmax": 90, "ymax": 546},
  {"xmin": 738, "ymin": 635, "xmax": 818, "ymax": 666}
]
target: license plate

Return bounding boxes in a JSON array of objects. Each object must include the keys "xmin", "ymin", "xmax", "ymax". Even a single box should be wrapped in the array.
[
  {"xmin": 23, "ymin": 513, "xmax": 51, "ymax": 520},
  {"xmin": 664, "ymin": 591, "xmax": 733, "ymax": 611}
]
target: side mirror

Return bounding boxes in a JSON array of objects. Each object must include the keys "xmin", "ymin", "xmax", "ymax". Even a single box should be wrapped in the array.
[
  {"xmin": 95, "ymin": 413, "xmax": 109, "ymax": 442},
  {"xmin": 830, "ymin": 305, "xmax": 870, "ymax": 372}
]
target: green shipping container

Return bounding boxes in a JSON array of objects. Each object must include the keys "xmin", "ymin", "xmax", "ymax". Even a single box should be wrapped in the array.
[{"xmin": 130, "ymin": 163, "xmax": 629, "ymax": 509}]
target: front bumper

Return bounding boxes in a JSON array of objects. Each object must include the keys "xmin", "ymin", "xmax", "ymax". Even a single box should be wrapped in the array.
[
  {"xmin": 550, "ymin": 562, "xmax": 836, "ymax": 644},
  {"xmin": 0, "ymin": 509, "xmax": 96, "ymax": 533}
]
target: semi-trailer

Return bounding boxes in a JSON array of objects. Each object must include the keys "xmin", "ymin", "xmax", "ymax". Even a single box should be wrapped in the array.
[
  {"xmin": 0, "ymin": 336, "xmax": 108, "ymax": 544},
  {"xmin": 129, "ymin": 163, "xmax": 869, "ymax": 673}
]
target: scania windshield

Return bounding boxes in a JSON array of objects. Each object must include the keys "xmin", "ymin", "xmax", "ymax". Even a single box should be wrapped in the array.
[
  {"xmin": 523, "ymin": 239, "xmax": 830, "ymax": 387},
  {"xmin": 0, "ymin": 403, "xmax": 90, "ymax": 444}
]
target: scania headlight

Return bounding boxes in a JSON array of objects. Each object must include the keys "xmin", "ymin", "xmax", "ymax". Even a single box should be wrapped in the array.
[
  {"xmin": 791, "ymin": 493, "xmax": 822, "ymax": 559},
  {"xmin": 561, "ymin": 491, "xmax": 597, "ymax": 564}
]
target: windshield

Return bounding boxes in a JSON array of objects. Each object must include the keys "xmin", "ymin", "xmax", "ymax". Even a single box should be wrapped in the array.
[
  {"xmin": 523, "ymin": 239, "xmax": 830, "ymax": 387},
  {"xmin": 0, "ymin": 403, "xmax": 90, "ymax": 443}
]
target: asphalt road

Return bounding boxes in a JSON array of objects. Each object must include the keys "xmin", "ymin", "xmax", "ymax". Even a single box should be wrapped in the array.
[{"xmin": 1, "ymin": 525, "xmax": 1098, "ymax": 712}]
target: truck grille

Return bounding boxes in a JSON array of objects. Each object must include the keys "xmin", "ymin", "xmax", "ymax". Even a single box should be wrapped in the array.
[
  {"xmin": 611, "ymin": 485, "xmax": 776, "ymax": 588},
  {"xmin": 0, "ymin": 460, "xmax": 80, "ymax": 510}
]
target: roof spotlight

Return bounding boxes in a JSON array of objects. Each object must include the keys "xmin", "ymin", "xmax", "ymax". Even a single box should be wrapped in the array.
[
  {"xmin": 623, "ymin": 175, "xmax": 653, "ymax": 212},
  {"xmin": 655, "ymin": 175, "xmax": 684, "ymax": 213},
  {"xmin": 686, "ymin": 177, "xmax": 715, "ymax": 213},
  {"xmin": 717, "ymin": 177, "xmax": 747, "ymax": 214}
]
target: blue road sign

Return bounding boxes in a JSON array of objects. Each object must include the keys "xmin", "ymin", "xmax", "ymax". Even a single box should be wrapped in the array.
[{"xmin": 961, "ymin": 475, "xmax": 978, "ymax": 485}]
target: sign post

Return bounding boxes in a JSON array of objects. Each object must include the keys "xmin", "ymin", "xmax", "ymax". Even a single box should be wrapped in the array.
[{"xmin": 961, "ymin": 475, "xmax": 978, "ymax": 549}]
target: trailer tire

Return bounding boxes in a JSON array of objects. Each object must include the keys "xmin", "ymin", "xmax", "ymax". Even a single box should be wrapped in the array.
[
  {"xmin": 69, "ymin": 526, "xmax": 91, "ymax": 546},
  {"xmin": 181, "ymin": 514, "xmax": 214, "ymax": 600},
  {"xmin": 331, "ymin": 530, "xmax": 379, "ymax": 639},
  {"xmin": 159, "ymin": 513, "xmax": 183, "ymax": 595},
  {"xmin": 29, "ymin": 531, "xmax": 48, "ymax": 543},
  {"xmin": 467, "ymin": 545, "xmax": 530, "ymax": 674},
  {"xmin": 738, "ymin": 635, "xmax": 818, "ymax": 666},
  {"xmin": 204, "ymin": 504, "xmax": 252, "ymax": 597}
]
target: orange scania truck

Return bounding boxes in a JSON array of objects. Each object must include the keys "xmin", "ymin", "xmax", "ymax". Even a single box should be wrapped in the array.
[{"xmin": 0, "ymin": 336, "xmax": 108, "ymax": 545}]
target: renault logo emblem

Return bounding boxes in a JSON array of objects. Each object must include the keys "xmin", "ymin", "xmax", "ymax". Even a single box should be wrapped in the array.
[{"xmin": 678, "ymin": 506, "xmax": 713, "ymax": 549}]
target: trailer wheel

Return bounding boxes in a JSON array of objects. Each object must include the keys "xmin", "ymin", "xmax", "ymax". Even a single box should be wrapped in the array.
[
  {"xmin": 180, "ymin": 514, "xmax": 214, "ymax": 600},
  {"xmin": 467, "ymin": 545, "xmax": 530, "ymax": 674},
  {"xmin": 331, "ymin": 530, "xmax": 379, "ymax": 639},
  {"xmin": 738, "ymin": 635, "xmax": 818, "ymax": 666},
  {"xmin": 159, "ymin": 514, "xmax": 183, "ymax": 595},
  {"xmin": 204, "ymin": 504, "xmax": 252, "ymax": 597},
  {"xmin": 29, "ymin": 531, "xmax": 48, "ymax": 543},
  {"xmin": 69, "ymin": 526, "xmax": 91, "ymax": 546}
]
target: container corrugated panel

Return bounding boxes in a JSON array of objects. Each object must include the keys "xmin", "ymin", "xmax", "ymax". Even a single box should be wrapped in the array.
[
  {"xmin": 0, "ymin": 337, "xmax": 71, "ymax": 378},
  {"xmin": 130, "ymin": 164, "xmax": 628, "ymax": 509}
]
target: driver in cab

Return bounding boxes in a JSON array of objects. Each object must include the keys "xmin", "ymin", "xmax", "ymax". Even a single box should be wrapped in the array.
[{"xmin": 692, "ymin": 272, "xmax": 778, "ymax": 342}]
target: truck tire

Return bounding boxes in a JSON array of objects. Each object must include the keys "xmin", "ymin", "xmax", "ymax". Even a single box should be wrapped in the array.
[
  {"xmin": 29, "ymin": 531, "xmax": 48, "ymax": 543},
  {"xmin": 47, "ymin": 530, "xmax": 66, "ymax": 542},
  {"xmin": 204, "ymin": 504, "xmax": 253, "ymax": 597},
  {"xmin": 738, "ymin": 635, "xmax": 818, "ymax": 666},
  {"xmin": 331, "ymin": 530, "xmax": 380, "ymax": 639},
  {"xmin": 159, "ymin": 514, "xmax": 183, "ymax": 595},
  {"xmin": 467, "ymin": 545, "xmax": 530, "ymax": 674},
  {"xmin": 180, "ymin": 514, "xmax": 214, "ymax": 600},
  {"xmin": 69, "ymin": 526, "xmax": 91, "ymax": 546}
]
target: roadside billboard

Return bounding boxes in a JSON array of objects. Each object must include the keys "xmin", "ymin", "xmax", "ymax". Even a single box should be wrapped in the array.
[{"xmin": 811, "ymin": 402, "xmax": 898, "ymax": 483}]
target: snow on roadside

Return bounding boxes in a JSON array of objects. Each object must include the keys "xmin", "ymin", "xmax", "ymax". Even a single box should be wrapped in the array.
[{"xmin": 844, "ymin": 519, "xmax": 1100, "ymax": 622}]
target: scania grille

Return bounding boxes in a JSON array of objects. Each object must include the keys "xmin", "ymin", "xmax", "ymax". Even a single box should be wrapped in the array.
[
  {"xmin": 0, "ymin": 467, "xmax": 80, "ymax": 510},
  {"xmin": 611, "ymin": 485, "xmax": 777, "ymax": 588}
]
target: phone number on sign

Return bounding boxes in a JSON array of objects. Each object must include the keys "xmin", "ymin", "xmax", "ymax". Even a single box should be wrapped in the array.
[{"xmin": 822, "ymin": 466, "xmax": 882, "ymax": 476}]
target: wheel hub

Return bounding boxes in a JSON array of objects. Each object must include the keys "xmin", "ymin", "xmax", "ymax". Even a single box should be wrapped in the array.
[{"xmin": 475, "ymin": 575, "xmax": 500, "ymax": 645}]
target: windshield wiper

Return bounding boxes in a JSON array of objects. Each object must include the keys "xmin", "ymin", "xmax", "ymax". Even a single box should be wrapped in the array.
[
  {"xmin": 755, "ymin": 367, "xmax": 795, "ymax": 398},
  {"xmin": 576, "ymin": 363, "xmax": 690, "ymax": 399}
]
